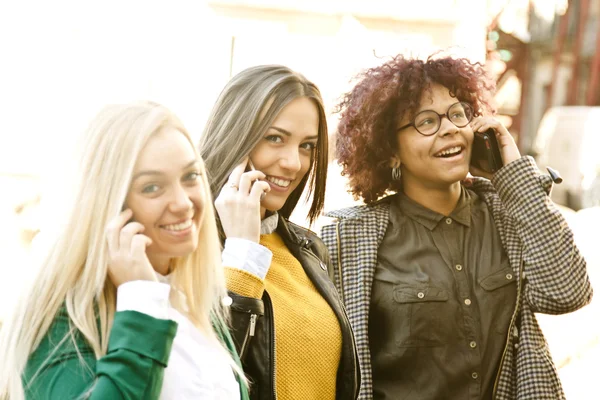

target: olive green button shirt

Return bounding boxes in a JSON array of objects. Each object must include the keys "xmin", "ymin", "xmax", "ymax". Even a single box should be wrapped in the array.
[{"xmin": 369, "ymin": 187, "xmax": 517, "ymax": 400}]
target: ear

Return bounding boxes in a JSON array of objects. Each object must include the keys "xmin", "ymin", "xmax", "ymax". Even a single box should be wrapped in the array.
[{"xmin": 389, "ymin": 155, "xmax": 401, "ymax": 169}]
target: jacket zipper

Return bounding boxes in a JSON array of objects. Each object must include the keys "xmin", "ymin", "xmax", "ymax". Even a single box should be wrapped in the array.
[
  {"xmin": 492, "ymin": 259, "xmax": 524, "ymax": 399},
  {"xmin": 335, "ymin": 220, "xmax": 346, "ymax": 303},
  {"xmin": 239, "ymin": 314, "xmax": 258, "ymax": 360},
  {"xmin": 264, "ymin": 291, "xmax": 278, "ymax": 400},
  {"xmin": 249, "ymin": 314, "xmax": 257, "ymax": 336}
]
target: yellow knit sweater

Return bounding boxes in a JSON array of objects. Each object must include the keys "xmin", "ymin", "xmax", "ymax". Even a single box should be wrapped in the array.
[{"xmin": 225, "ymin": 232, "xmax": 342, "ymax": 400}]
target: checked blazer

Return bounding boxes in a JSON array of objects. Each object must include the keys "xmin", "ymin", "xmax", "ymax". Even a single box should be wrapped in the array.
[{"xmin": 321, "ymin": 156, "xmax": 592, "ymax": 400}]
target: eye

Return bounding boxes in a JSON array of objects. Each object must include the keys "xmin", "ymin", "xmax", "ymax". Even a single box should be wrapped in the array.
[
  {"xmin": 451, "ymin": 111, "xmax": 466, "ymax": 119},
  {"xmin": 417, "ymin": 118, "xmax": 435, "ymax": 127},
  {"xmin": 184, "ymin": 171, "xmax": 201, "ymax": 181},
  {"xmin": 142, "ymin": 184, "xmax": 160, "ymax": 194},
  {"xmin": 300, "ymin": 141, "xmax": 317, "ymax": 151},
  {"xmin": 265, "ymin": 135, "xmax": 283, "ymax": 144}
]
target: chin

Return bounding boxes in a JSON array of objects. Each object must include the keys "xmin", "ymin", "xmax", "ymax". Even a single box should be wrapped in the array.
[
  {"xmin": 168, "ymin": 242, "xmax": 199, "ymax": 259},
  {"xmin": 444, "ymin": 165, "xmax": 470, "ymax": 182},
  {"xmin": 261, "ymin": 198, "xmax": 286, "ymax": 214}
]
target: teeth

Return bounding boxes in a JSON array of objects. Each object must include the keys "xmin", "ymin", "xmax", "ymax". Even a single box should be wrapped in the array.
[
  {"xmin": 266, "ymin": 176, "xmax": 291, "ymax": 187},
  {"xmin": 162, "ymin": 219, "xmax": 192, "ymax": 231},
  {"xmin": 436, "ymin": 146, "xmax": 462, "ymax": 157}
]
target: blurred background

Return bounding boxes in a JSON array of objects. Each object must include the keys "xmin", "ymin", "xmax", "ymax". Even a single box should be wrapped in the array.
[{"xmin": 1, "ymin": 0, "xmax": 600, "ymax": 397}]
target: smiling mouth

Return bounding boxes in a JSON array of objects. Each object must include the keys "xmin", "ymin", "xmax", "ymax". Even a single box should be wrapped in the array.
[
  {"xmin": 434, "ymin": 145, "xmax": 464, "ymax": 158},
  {"xmin": 160, "ymin": 219, "xmax": 193, "ymax": 232},
  {"xmin": 266, "ymin": 176, "xmax": 292, "ymax": 188}
]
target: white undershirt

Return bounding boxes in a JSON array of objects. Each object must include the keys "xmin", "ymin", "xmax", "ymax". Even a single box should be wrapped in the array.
[
  {"xmin": 116, "ymin": 280, "xmax": 240, "ymax": 400},
  {"xmin": 221, "ymin": 212, "xmax": 277, "ymax": 279}
]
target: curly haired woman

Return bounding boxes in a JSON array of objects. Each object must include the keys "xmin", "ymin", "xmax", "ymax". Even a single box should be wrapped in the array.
[{"xmin": 321, "ymin": 53, "xmax": 592, "ymax": 400}]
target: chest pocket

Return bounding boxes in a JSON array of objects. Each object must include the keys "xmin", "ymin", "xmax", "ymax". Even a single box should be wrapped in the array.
[
  {"xmin": 478, "ymin": 267, "xmax": 517, "ymax": 335},
  {"xmin": 393, "ymin": 285, "xmax": 456, "ymax": 348}
]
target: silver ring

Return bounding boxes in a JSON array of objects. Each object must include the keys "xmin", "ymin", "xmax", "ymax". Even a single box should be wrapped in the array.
[{"xmin": 228, "ymin": 182, "xmax": 238, "ymax": 190}]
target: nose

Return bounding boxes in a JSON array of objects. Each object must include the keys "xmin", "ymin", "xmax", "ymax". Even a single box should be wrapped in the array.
[
  {"xmin": 437, "ymin": 115, "xmax": 459, "ymax": 137},
  {"xmin": 279, "ymin": 146, "xmax": 302, "ymax": 173},
  {"xmin": 169, "ymin": 184, "xmax": 193, "ymax": 213}
]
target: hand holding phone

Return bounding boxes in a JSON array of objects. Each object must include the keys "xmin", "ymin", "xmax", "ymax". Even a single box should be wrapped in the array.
[
  {"xmin": 214, "ymin": 158, "xmax": 271, "ymax": 242},
  {"xmin": 106, "ymin": 209, "xmax": 156, "ymax": 287},
  {"xmin": 469, "ymin": 117, "xmax": 522, "ymax": 177},
  {"xmin": 247, "ymin": 159, "xmax": 267, "ymax": 200},
  {"xmin": 470, "ymin": 128, "xmax": 503, "ymax": 173}
]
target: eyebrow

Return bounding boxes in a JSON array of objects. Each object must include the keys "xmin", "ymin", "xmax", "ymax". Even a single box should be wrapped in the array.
[
  {"xmin": 132, "ymin": 159, "xmax": 199, "ymax": 181},
  {"xmin": 268, "ymin": 126, "xmax": 319, "ymax": 140},
  {"xmin": 416, "ymin": 102, "xmax": 459, "ymax": 114}
]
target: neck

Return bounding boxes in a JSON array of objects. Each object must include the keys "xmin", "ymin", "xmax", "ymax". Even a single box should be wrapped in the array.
[
  {"xmin": 261, "ymin": 206, "xmax": 266, "ymax": 220},
  {"xmin": 148, "ymin": 255, "xmax": 172, "ymax": 276},
  {"xmin": 402, "ymin": 178, "xmax": 462, "ymax": 216}
]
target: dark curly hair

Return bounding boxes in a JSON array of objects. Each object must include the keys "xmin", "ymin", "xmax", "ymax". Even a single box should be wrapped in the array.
[{"xmin": 335, "ymin": 53, "xmax": 496, "ymax": 204}]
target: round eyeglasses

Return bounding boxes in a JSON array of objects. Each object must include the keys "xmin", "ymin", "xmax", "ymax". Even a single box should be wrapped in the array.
[{"xmin": 396, "ymin": 101, "xmax": 474, "ymax": 136}]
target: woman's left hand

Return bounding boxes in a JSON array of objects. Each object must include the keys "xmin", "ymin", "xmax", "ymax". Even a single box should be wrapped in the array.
[{"xmin": 469, "ymin": 116, "xmax": 521, "ymax": 179}]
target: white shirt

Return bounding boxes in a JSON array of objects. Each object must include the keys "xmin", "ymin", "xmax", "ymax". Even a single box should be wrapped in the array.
[{"xmin": 117, "ymin": 280, "xmax": 240, "ymax": 400}]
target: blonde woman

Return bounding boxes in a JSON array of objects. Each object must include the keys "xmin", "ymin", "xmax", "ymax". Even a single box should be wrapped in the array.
[
  {"xmin": 199, "ymin": 65, "xmax": 360, "ymax": 400},
  {"xmin": 0, "ymin": 102, "xmax": 249, "ymax": 400}
]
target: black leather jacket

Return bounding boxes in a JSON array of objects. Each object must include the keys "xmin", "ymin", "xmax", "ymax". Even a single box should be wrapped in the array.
[{"xmin": 227, "ymin": 216, "xmax": 360, "ymax": 400}]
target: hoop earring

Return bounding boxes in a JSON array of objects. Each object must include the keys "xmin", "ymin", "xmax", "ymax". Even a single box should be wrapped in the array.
[{"xmin": 391, "ymin": 166, "xmax": 402, "ymax": 181}]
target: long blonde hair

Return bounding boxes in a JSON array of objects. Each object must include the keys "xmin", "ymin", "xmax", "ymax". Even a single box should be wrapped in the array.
[
  {"xmin": 0, "ymin": 102, "xmax": 233, "ymax": 399},
  {"xmin": 198, "ymin": 65, "xmax": 329, "ymax": 227}
]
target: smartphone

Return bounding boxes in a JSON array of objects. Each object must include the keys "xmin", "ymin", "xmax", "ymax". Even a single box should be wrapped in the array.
[
  {"xmin": 247, "ymin": 159, "xmax": 267, "ymax": 200},
  {"xmin": 470, "ymin": 128, "xmax": 503, "ymax": 173}
]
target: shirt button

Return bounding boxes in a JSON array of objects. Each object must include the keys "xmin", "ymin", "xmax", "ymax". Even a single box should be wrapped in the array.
[
  {"xmin": 506, "ymin": 273, "xmax": 513, "ymax": 280},
  {"xmin": 470, "ymin": 341, "xmax": 477, "ymax": 348},
  {"xmin": 472, "ymin": 372, "xmax": 478, "ymax": 379},
  {"xmin": 445, "ymin": 218, "xmax": 452, "ymax": 225},
  {"xmin": 417, "ymin": 292, "xmax": 425, "ymax": 299},
  {"xmin": 464, "ymin": 298, "xmax": 472, "ymax": 306},
  {"xmin": 455, "ymin": 264, "xmax": 463, "ymax": 271},
  {"xmin": 319, "ymin": 261, "xmax": 327, "ymax": 271}
]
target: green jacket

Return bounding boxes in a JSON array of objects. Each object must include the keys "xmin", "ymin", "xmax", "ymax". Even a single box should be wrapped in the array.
[{"xmin": 23, "ymin": 307, "xmax": 249, "ymax": 399}]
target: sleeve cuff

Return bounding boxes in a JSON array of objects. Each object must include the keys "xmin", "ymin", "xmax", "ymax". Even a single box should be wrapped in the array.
[
  {"xmin": 222, "ymin": 238, "xmax": 273, "ymax": 280},
  {"xmin": 225, "ymin": 267, "xmax": 266, "ymax": 299},
  {"xmin": 116, "ymin": 280, "xmax": 171, "ymax": 320},
  {"xmin": 108, "ymin": 310, "xmax": 178, "ymax": 366}
]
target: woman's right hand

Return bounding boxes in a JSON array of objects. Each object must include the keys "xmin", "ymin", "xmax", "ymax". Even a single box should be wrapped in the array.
[
  {"xmin": 105, "ymin": 209, "xmax": 156, "ymax": 287},
  {"xmin": 215, "ymin": 159, "xmax": 271, "ymax": 243}
]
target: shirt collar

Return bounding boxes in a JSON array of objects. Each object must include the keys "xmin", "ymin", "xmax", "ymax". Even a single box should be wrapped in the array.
[
  {"xmin": 261, "ymin": 212, "xmax": 279, "ymax": 235},
  {"xmin": 449, "ymin": 188, "xmax": 472, "ymax": 227},
  {"xmin": 155, "ymin": 272, "xmax": 171, "ymax": 283},
  {"xmin": 394, "ymin": 187, "xmax": 471, "ymax": 230}
]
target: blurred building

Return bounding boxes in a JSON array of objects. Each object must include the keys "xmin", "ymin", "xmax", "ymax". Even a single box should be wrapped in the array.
[
  {"xmin": 208, "ymin": 0, "xmax": 488, "ymax": 113},
  {"xmin": 517, "ymin": 0, "xmax": 600, "ymax": 152}
]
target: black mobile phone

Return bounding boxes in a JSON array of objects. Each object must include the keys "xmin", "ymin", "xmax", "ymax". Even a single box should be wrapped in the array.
[{"xmin": 470, "ymin": 128, "xmax": 503, "ymax": 173}]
